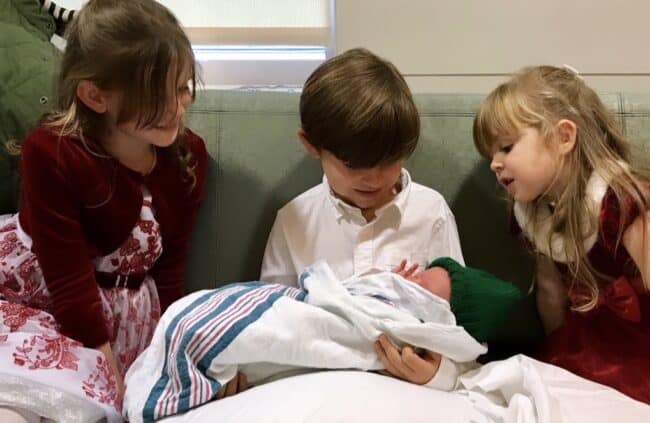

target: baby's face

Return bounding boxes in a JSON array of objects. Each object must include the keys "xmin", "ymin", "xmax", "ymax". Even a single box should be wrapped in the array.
[{"xmin": 406, "ymin": 267, "xmax": 451, "ymax": 301}]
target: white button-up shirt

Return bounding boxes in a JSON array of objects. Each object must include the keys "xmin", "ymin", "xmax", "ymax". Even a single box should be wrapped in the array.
[{"xmin": 260, "ymin": 170, "xmax": 465, "ymax": 286}]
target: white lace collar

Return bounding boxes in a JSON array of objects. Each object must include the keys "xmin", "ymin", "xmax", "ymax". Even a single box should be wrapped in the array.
[{"xmin": 513, "ymin": 171, "xmax": 608, "ymax": 263}]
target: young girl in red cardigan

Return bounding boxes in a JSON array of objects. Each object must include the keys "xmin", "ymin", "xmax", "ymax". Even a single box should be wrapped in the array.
[
  {"xmin": 474, "ymin": 65, "xmax": 650, "ymax": 404},
  {"xmin": 0, "ymin": 1, "xmax": 207, "ymax": 421}
]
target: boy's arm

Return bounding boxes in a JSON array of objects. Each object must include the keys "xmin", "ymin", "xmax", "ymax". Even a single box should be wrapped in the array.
[
  {"xmin": 430, "ymin": 202, "xmax": 465, "ymax": 266},
  {"xmin": 375, "ymin": 334, "xmax": 440, "ymax": 384},
  {"xmin": 424, "ymin": 357, "xmax": 475, "ymax": 391},
  {"xmin": 260, "ymin": 213, "xmax": 299, "ymax": 286},
  {"xmin": 375, "ymin": 334, "xmax": 470, "ymax": 391}
]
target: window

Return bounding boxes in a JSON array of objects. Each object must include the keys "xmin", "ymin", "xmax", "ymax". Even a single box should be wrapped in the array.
[
  {"xmin": 55, "ymin": 0, "xmax": 333, "ymax": 87},
  {"xmin": 158, "ymin": 0, "xmax": 334, "ymax": 88}
]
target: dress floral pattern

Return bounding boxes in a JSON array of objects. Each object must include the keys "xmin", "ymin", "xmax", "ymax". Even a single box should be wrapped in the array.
[{"xmin": 0, "ymin": 190, "xmax": 162, "ymax": 422}]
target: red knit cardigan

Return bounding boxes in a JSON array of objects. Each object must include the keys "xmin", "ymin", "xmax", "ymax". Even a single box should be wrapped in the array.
[{"xmin": 18, "ymin": 125, "xmax": 208, "ymax": 347}]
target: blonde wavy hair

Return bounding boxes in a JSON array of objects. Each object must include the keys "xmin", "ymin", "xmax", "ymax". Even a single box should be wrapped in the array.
[
  {"xmin": 473, "ymin": 65, "xmax": 649, "ymax": 311},
  {"xmin": 29, "ymin": 0, "xmax": 199, "ymax": 189}
]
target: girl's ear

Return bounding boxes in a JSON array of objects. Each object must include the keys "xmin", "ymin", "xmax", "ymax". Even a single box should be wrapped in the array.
[
  {"xmin": 76, "ymin": 80, "xmax": 111, "ymax": 113},
  {"xmin": 297, "ymin": 128, "xmax": 321, "ymax": 159},
  {"xmin": 556, "ymin": 119, "xmax": 577, "ymax": 156}
]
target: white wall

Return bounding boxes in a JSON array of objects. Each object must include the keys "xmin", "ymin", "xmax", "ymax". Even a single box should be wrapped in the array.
[
  {"xmin": 53, "ymin": 0, "xmax": 83, "ymax": 9},
  {"xmin": 52, "ymin": 0, "xmax": 650, "ymax": 92},
  {"xmin": 335, "ymin": 0, "xmax": 650, "ymax": 93}
]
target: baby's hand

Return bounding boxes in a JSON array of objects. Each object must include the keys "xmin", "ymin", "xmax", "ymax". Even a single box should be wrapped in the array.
[{"xmin": 392, "ymin": 259, "xmax": 419, "ymax": 278}]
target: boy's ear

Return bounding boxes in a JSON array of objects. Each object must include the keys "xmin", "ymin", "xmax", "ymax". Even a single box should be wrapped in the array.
[
  {"xmin": 76, "ymin": 80, "xmax": 110, "ymax": 114},
  {"xmin": 556, "ymin": 119, "xmax": 577, "ymax": 156},
  {"xmin": 297, "ymin": 128, "xmax": 320, "ymax": 159}
]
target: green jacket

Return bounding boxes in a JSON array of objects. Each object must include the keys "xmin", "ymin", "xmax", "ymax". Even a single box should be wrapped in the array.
[{"xmin": 0, "ymin": 0, "xmax": 59, "ymax": 213}]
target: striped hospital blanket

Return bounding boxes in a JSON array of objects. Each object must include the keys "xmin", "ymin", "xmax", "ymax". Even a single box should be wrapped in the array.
[{"xmin": 123, "ymin": 261, "xmax": 485, "ymax": 422}]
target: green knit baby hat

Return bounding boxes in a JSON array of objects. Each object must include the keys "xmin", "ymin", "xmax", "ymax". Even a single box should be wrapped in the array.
[{"xmin": 427, "ymin": 257, "xmax": 522, "ymax": 343}]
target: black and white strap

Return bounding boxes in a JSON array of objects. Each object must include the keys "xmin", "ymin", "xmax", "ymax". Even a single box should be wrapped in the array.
[{"xmin": 38, "ymin": 0, "xmax": 76, "ymax": 32}]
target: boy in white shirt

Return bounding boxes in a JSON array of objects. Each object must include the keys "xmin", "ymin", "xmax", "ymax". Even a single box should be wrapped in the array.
[
  {"xmin": 260, "ymin": 48, "xmax": 467, "ymax": 390},
  {"xmin": 261, "ymin": 48, "xmax": 464, "ymax": 286}
]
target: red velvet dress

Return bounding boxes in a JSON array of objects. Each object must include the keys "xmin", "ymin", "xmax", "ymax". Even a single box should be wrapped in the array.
[{"xmin": 535, "ymin": 188, "xmax": 650, "ymax": 404}]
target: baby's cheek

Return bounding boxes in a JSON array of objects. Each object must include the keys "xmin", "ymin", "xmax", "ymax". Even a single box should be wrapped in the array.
[{"xmin": 421, "ymin": 268, "xmax": 452, "ymax": 301}]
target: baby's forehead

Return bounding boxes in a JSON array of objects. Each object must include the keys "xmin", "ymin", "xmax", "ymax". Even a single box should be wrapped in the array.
[
  {"xmin": 416, "ymin": 267, "xmax": 448, "ymax": 292},
  {"xmin": 421, "ymin": 266, "xmax": 447, "ymax": 279}
]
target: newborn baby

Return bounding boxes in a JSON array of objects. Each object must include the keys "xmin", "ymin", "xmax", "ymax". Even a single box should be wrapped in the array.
[{"xmin": 389, "ymin": 257, "xmax": 522, "ymax": 344}]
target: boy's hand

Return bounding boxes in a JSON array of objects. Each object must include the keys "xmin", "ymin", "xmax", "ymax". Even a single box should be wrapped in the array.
[
  {"xmin": 216, "ymin": 372, "xmax": 249, "ymax": 399},
  {"xmin": 374, "ymin": 334, "xmax": 441, "ymax": 385},
  {"xmin": 392, "ymin": 259, "xmax": 419, "ymax": 279}
]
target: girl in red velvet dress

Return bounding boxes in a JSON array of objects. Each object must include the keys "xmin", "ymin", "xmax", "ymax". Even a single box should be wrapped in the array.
[
  {"xmin": 0, "ymin": 1, "xmax": 207, "ymax": 421},
  {"xmin": 473, "ymin": 65, "xmax": 650, "ymax": 404}
]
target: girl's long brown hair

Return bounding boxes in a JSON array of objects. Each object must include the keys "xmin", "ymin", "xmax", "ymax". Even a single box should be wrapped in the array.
[{"xmin": 42, "ymin": 0, "xmax": 200, "ymax": 189}]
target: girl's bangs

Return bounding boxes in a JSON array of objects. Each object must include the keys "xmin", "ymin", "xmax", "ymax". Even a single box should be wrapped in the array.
[
  {"xmin": 474, "ymin": 85, "xmax": 541, "ymax": 157},
  {"xmin": 119, "ymin": 43, "xmax": 196, "ymax": 129}
]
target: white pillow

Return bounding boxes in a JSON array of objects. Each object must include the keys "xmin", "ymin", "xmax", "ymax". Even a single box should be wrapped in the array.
[{"xmin": 160, "ymin": 370, "xmax": 487, "ymax": 423}]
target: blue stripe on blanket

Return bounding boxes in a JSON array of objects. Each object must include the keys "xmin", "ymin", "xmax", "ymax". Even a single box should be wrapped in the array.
[{"xmin": 142, "ymin": 282, "xmax": 306, "ymax": 421}]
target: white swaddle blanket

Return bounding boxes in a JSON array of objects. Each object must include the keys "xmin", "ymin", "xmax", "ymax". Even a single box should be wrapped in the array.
[{"xmin": 123, "ymin": 260, "xmax": 485, "ymax": 422}]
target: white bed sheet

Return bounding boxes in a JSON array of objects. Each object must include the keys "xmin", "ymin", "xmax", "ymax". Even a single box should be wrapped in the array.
[
  {"xmin": 160, "ymin": 370, "xmax": 487, "ymax": 423},
  {"xmin": 160, "ymin": 355, "xmax": 650, "ymax": 423}
]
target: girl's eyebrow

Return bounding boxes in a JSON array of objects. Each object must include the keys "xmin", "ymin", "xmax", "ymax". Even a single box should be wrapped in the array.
[{"xmin": 496, "ymin": 134, "xmax": 516, "ymax": 144}]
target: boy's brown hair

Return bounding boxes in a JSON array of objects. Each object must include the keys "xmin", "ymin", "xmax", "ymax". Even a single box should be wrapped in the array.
[{"xmin": 299, "ymin": 48, "xmax": 420, "ymax": 168}]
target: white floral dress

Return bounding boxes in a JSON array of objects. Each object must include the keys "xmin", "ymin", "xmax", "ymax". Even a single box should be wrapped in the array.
[{"xmin": 0, "ymin": 189, "xmax": 162, "ymax": 423}]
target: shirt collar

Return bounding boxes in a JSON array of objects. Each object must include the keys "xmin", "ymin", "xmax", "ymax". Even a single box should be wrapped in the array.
[{"xmin": 324, "ymin": 169, "xmax": 412, "ymax": 221}]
